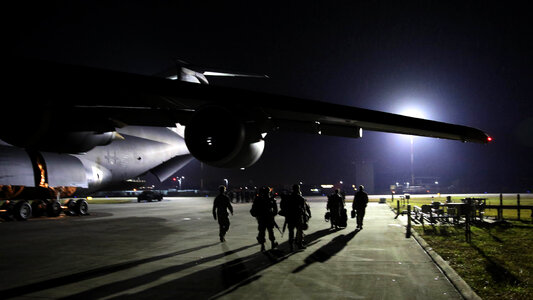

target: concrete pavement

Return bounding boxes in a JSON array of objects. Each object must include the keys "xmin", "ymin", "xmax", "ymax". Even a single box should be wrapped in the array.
[{"xmin": 0, "ymin": 197, "xmax": 462, "ymax": 299}]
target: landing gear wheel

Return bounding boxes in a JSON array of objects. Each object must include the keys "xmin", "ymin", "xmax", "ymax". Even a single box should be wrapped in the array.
[
  {"xmin": 14, "ymin": 201, "xmax": 32, "ymax": 221},
  {"xmin": 64, "ymin": 199, "xmax": 78, "ymax": 216},
  {"xmin": 1, "ymin": 201, "xmax": 15, "ymax": 221},
  {"xmin": 47, "ymin": 201, "xmax": 62, "ymax": 217},
  {"xmin": 75, "ymin": 199, "xmax": 89, "ymax": 216},
  {"xmin": 31, "ymin": 200, "xmax": 46, "ymax": 217}
]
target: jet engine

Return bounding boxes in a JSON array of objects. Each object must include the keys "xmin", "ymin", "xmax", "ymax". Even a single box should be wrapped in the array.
[{"xmin": 184, "ymin": 106, "xmax": 265, "ymax": 168}]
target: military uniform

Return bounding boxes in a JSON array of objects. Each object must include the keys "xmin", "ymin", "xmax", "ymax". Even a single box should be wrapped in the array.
[
  {"xmin": 327, "ymin": 191, "xmax": 344, "ymax": 229},
  {"xmin": 250, "ymin": 188, "xmax": 278, "ymax": 251},
  {"xmin": 280, "ymin": 185, "xmax": 311, "ymax": 251},
  {"xmin": 352, "ymin": 186, "xmax": 369, "ymax": 230},
  {"xmin": 213, "ymin": 189, "xmax": 233, "ymax": 242}
]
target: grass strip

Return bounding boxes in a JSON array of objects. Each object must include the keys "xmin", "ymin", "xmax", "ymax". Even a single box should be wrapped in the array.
[{"xmin": 414, "ymin": 223, "xmax": 533, "ymax": 300}]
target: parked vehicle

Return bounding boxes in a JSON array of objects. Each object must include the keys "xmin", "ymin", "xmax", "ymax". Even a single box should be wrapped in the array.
[{"xmin": 137, "ymin": 191, "xmax": 163, "ymax": 202}]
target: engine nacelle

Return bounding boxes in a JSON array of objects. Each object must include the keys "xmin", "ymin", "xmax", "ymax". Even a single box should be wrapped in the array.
[{"xmin": 184, "ymin": 106, "xmax": 265, "ymax": 168}]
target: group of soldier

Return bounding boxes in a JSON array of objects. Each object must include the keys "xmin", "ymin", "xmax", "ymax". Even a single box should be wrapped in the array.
[
  {"xmin": 212, "ymin": 184, "xmax": 368, "ymax": 252},
  {"xmin": 225, "ymin": 189, "xmax": 255, "ymax": 203},
  {"xmin": 326, "ymin": 185, "xmax": 368, "ymax": 230}
]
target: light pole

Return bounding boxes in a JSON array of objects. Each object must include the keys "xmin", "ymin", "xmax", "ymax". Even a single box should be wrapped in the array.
[
  {"xmin": 398, "ymin": 107, "xmax": 426, "ymax": 186},
  {"xmin": 177, "ymin": 176, "xmax": 185, "ymax": 190},
  {"xmin": 410, "ymin": 136, "xmax": 414, "ymax": 185}
]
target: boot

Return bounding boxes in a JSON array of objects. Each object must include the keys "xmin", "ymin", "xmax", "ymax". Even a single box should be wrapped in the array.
[
  {"xmin": 271, "ymin": 241, "xmax": 278, "ymax": 249},
  {"xmin": 260, "ymin": 243, "xmax": 266, "ymax": 252}
]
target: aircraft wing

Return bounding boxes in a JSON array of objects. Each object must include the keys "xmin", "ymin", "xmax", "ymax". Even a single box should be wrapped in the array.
[{"xmin": 4, "ymin": 58, "xmax": 491, "ymax": 145}]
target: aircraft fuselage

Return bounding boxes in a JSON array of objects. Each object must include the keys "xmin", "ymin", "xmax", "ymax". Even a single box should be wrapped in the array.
[{"xmin": 0, "ymin": 126, "xmax": 191, "ymax": 199}]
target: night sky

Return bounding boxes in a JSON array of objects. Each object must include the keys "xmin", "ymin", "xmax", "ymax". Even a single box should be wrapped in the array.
[{"xmin": 6, "ymin": 1, "xmax": 533, "ymax": 193}]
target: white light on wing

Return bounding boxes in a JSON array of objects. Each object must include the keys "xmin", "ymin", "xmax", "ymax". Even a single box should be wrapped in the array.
[
  {"xmin": 203, "ymin": 71, "xmax": 238, "ymax": 77},
  {"xmin": 400, "ymin": 108, "xmax": 426, "ymax": 119}
]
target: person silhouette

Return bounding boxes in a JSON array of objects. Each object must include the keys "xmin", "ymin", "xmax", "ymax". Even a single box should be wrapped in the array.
[
  {"xmin": 327, "ymin": 189, "xmax": 345, "ymax": 229},
  {"xmin": 250, "ymin": 186, "xmax": 278, "ymax": 251},
  {"xmin": 213, "ymin": 185, "xmax": 233, "ymax": 242},
  {"xmin": 352, "ymin": 185, "xmax": 368, "ymax": 230},
  {"xmin": 280, "ymin": 184, "xmax": 311, "ymax": 251}
]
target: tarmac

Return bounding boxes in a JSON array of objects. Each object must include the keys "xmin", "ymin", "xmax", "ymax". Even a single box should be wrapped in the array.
[{"xmin": 0, "ymin": 196, "xmax": 465, "ymax": 299}]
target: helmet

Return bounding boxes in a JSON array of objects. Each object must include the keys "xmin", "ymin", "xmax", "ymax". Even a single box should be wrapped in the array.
[
  {"xmin": 292, "ymin": 184, "xmax": 301, "ymax": 194},
  {"xmin": 259, "ymin": 186, "xmax": 270, "ymax": 195}
]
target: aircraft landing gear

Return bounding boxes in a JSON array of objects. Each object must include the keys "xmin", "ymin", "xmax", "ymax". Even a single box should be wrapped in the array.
[
  {"xmin": 30, "ymin": 199, "xmax": 62, "ymax": 217},
  {"xmin": 13, "ymin": 201, "xmax": 32, "ymax": 221},
  {"xmin": 64, "ymin": 199, "xmax": 89, "ymax": 216},
  {"xmin": 1, "ymin": 201, "xmax": 15, "ymax": 221},
  {"xmin": 46, "ymin": 200, "xmax": 62, "ymax": 217},
  {"xmin": 0, "ymin": 200, "xmax": 32, "ymax": 221},
  {"xmin": 0, "ymin": 198, "xmax": 89, "ymax": 221},
  {"xmin": 31, "ymin": 200, "xmax": 46, "ymax": 217},
  {"xmin": 75, "ymin": 199, "xmax": 89, "ymax": 216}
]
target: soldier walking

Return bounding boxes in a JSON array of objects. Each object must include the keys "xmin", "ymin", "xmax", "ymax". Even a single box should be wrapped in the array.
[
  {"xmin": 352, "ymin": 185, "xmax": 369, "ymax": 230},
  {"xmin": 250, "ymin": 186, "xmax": 279, "ymax": 251},
  {"xmin": 327, "ymin": 189, "xmax": 345, "ymax": 229},
  {"xmin": 280, "ymin": 184, "xmax": 311, "ymax": 251},
  {"xmin": 213, "ymin": 186, "xmax": 233, "ymax": 242}
]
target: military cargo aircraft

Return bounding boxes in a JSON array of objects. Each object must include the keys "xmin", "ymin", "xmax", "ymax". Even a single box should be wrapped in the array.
[{"xmin": 0, "ymin": 58, "xmax": 491, "ymax": 220}]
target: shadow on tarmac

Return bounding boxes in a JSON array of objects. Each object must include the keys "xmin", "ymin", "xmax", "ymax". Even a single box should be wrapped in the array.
[
  {"xmin": 77, "ymin": 228, "xmax": 338, "ymax": 299},
  {"xmin": 0, "ymin": 242, "xmax": 220, "ymax": 299},
  {"xmin": 59, "ymin": 243, "xmax": 258, "ymax": 300},
  {"xmin": 0, "ymin": 211, "xmax": 114, "ymax": 223},
  {"xmin": 2, "ymin": 227, "xmax": 340, "ymax": 299},
  {"xmin": 292, "ymin": 228, "xmax": 359, "ymax": 273}
]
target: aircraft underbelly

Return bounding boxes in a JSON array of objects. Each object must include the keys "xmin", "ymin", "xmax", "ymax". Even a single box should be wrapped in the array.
[
  {"xmin": 0, "ymin": 126, "xmax": 192, "ymax": 196},
  {"xmin": 77, "ymin": 127, "xmax": 190, "ymax": 190}
]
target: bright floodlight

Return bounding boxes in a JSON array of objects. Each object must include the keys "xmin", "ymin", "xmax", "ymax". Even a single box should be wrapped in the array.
[
  {"xmin": 400, "ymin": 108, "xmax": 426, "ymax": 119},
  {"xmin": 398, "ymin": 107, "xmax": 427, "ymax": 185}
]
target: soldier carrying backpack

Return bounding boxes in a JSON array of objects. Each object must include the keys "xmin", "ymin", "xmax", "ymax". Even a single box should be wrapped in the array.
[
  {"xmin": 280, "ymin": 184, "xmax": 311, "ymax": 251},
  {"xmin": 327, "ymin": 189, "xmax": 346, "ymax": 229},
  {"xmin": 250, "ymin": 186, "xmax": 279, "ymax": 251}
]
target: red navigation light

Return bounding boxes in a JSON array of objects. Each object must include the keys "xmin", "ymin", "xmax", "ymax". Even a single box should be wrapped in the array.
[
  {"xmin": 172, "ymin": 177, "xmax": 177, "ymax": 181},
  {"xmin": 487, "ymin": 136, "xmax": 493, "ymax": 142}
]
